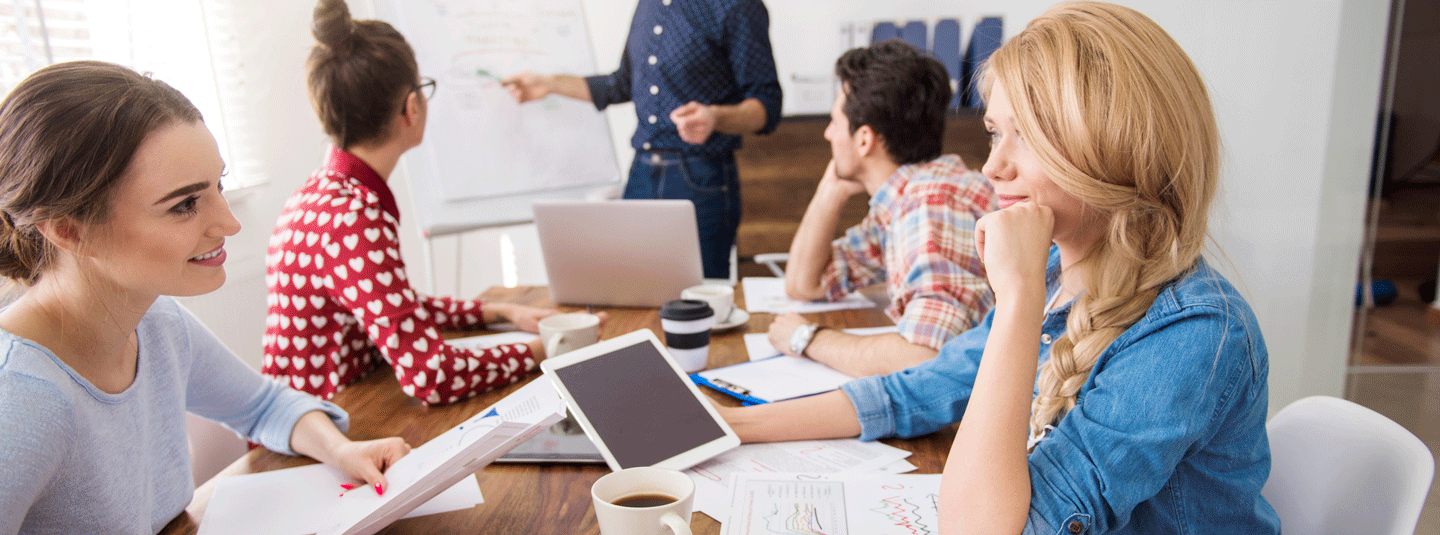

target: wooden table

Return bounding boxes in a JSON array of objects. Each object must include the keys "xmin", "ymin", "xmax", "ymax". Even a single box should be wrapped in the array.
[{"xmin": 162, "ymin": 286, "xmax": 957, "ymax": 534}]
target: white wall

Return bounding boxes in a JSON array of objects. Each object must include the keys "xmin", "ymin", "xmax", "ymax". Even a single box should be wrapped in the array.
[{"xmin": 181, "ymin": 0, "xmax": 1389, "ymax": 417}]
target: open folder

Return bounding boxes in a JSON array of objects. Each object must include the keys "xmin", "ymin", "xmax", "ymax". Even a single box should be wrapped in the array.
[
  {"xmin": 319, "ymin": 379, "xmax": 566, "ymax": 535},
  {"xmin": 200, "ymin": 378, "xmax": 566, "ymax": 535}
]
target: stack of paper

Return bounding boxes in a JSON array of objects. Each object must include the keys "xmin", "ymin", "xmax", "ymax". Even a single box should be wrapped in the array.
[{"xmin": 683, "ymin": 438, "xmax": 916, "ymax": 522}]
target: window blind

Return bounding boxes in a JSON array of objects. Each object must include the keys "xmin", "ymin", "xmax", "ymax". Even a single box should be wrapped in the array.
[{"xmin": 0, "ymin": 0, "xmax": 264, "ymax": 188}]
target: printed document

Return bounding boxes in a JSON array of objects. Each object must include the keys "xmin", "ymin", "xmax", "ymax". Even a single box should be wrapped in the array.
[
  {"xmin": 722, "ymin": 473, "xmax": 944, "ymax": 535},
  {"xmin": 741, "ymin": 278, "xmax": 876, "ymax": 314},
  {"xmin": 684, "ymin": 439, "xmax": 913, "ymax": 521}
]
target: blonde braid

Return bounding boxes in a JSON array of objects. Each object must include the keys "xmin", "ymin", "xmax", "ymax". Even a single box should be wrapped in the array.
[
  {"xmin": 980, "ymin": 2, "xmax": 1219, "ymax": 440},
  {"xmin": 1030, "ymin": 211, "xmax": 1183, "ymax": 440}
]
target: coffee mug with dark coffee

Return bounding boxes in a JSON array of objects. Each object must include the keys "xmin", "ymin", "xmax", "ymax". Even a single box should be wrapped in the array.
[
  {"xmin": 612, "ymin": 493, "xmax": 677, "ymax": 508},
  {"xmin": 591, "ymin": 467, "xmax": 695, "ymax": 535}
]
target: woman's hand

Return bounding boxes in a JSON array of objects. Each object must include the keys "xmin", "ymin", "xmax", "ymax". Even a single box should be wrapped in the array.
[
  {"xmin": 330, "ymin": 437, "xmax": 412, "ymax": 496},
  {"xmin": 974, "ymin": 201, "xmax": 1054, "ymax": 301},
  {"xmin": 290, "ymin": 411, "xmax": 411, "ymax": 496},
  {"xmin": 496, "ymin": 304, "xmax": 558, "ymax": 333}
]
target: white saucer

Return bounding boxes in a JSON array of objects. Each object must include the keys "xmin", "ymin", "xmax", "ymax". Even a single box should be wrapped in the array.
[{"xmin": 712, "ymin": 309, "xmax": 750, "ymax": 331}]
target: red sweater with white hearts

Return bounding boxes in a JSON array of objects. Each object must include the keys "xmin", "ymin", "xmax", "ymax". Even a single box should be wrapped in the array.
[{"xmin": 261, "ymin": 147, "xmax": 536, "ymax": 405}]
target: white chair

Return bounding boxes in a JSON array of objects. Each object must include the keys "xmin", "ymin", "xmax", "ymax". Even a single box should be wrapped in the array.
[
  {"xmin": 752, "ymin": 252, "xmax": 788, "ymax": 278},
  {"xmin": 186, "ymin": 413, "xmax": 248, "ymax": 484},
  {"xmin": 1263, "ymin": 395, "xmax": 1434, "ymax": 535}
]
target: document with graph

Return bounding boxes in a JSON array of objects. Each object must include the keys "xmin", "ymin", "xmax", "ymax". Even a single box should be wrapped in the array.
[{"xmin": 722, "ymin": 473, "xmax": 943, "ymax": 535}]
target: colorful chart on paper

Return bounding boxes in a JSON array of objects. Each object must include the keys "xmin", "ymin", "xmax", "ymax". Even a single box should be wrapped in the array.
[{"xmin": 723, "ymin": 474, "xmax": 943, "ymax": 535}]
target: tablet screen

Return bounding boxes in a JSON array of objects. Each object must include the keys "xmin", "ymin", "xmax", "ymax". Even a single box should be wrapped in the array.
[{"xmin": 549, "ymin": 340, "xmax": 728, "ymax": 468}]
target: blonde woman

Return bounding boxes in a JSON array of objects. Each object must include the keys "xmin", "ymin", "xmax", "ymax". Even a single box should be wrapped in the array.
[{"xmin": 718, "ymin": 3, "xmax": 1278, "ymax": 533}]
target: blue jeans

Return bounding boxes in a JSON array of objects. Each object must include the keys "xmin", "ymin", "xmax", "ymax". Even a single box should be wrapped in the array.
[{"xmin": 624, "ymin": 151, "xmax": 740, "ymax": 279}]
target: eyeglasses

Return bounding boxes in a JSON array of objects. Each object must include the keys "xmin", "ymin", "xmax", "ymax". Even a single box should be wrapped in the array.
[{"xmin": 414, "ymin": 77, "xmax": 437, "ymax": 100}]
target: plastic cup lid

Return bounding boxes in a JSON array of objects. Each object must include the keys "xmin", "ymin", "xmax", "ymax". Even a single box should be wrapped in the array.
[{"xmin": 659, "ymin": 299, "xmax": 713, "ymax": 321}]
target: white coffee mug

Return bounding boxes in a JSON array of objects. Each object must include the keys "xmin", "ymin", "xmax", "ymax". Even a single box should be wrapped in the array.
[
  {"xmin": 591, "ymin": 467, "xmax": 695, "ymax": 535},
  {"xmin": 538, "ymin": 312, "xmax": 600, "ymax": 357},
  {"xmin": 681, "ymin": 284, "xmax": 734, "ymax": 324}
]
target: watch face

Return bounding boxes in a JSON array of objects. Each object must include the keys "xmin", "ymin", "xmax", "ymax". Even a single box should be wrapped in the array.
[{"xmin": 790, "ymin": 324, "xmax": 815, "ymax": 355}]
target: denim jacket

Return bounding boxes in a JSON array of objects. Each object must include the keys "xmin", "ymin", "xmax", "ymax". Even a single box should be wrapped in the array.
[{"xmin": 840, "ymin": 248, "xmax": 1280, "ymax": 534}]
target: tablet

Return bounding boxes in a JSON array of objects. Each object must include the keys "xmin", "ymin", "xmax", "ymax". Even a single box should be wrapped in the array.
[
  {"xmin": 493, "ymin": 412, "xmax": 606, "ymax": 464},
  {"xmin": 540, "ymin": 329, "xmax": 740, "ymax": 471}
]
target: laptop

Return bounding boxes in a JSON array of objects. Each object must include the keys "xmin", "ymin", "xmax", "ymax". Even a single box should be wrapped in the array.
[{"xmin": 533, "ymin": 200, "xmax": 704, "ymax": 308}]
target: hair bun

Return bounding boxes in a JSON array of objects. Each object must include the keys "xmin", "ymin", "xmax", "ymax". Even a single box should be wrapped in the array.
[{"xmin": 311, "ymin": 0, "xmax": 357, "ymax": 53}]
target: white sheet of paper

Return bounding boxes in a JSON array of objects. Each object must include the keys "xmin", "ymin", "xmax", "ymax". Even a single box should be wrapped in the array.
[
  {"xmin": 721, "ymin": 473, "xmax": 943, "ymax": 535},
  {"xmin": 444, "ymin": 331, "xmax": 538, "ymax": 351},
  {"xmin": 685, "ymin": 438, "xmax": 913, "ymax": 521},
  {"xmin": 876, "ymin": 459, "xmax": 918, "ymax": 474},
  {"xmin": 742, "ymin": 326, "xmax": 898, "ymax": 361},
  {"xmin": 741, "ymin": 277, "xmax": 876, "ymax": 314},
  {"xmin": 696, "ymin": 356, "xmax": 855, "ymax": 403},
  {"xmin": 199, "ymin": 465, "xmax": 482, "ymax": 535}
]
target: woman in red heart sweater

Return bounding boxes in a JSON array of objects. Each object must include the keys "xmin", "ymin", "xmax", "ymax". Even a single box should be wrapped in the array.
[{"xmin": 263, "ymin": 0, "xmax": 558, "ymax": 405}]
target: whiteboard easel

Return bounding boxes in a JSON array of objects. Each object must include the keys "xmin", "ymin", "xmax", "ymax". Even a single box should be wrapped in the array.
[{"xmin": 374, "ymin": 0, "xmax": 623, "ymax": 293}]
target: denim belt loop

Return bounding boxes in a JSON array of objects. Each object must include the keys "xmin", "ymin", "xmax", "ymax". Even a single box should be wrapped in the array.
[{"xmin": 643, "ymin": 149, "xmax": 686, "ymax": 167}]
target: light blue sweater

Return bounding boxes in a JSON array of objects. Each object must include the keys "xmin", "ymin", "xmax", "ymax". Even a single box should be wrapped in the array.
[{"xmin": 0, "ymin": 297, "xmax": 348, "ymax": 534}]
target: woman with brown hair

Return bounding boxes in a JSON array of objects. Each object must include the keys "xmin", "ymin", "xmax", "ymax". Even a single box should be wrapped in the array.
[
  {"xmin": 0, "ymin": 60, "xmax": 408, "ymax": 534},
  {"xmin": 718, "ymin": 3, "xmax": 1279, "ymax": 533},
  {"xmin": 264, "ymin": 0, "xmax": 561, "ymax": 405}
]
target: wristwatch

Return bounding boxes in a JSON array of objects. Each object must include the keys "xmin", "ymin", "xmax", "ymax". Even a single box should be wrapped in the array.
[{"xmin": 789, "ymin": 323, "xmax": 821, "ymax": 357}]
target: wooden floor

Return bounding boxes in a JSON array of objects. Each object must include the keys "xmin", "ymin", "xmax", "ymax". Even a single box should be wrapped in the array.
[
  {"xmin": 1351, "ymin": 191, "xmax": 1440, "ymax": 533},
  {"xmin": 1355, "ymin": 281, "xmax": 1440, "ymax": 366}
]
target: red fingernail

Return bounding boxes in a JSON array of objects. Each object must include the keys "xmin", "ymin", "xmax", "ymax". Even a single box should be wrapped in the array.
[
  {"xmin": 340, "ymin": 483, "xmax": 357, "ymax": 491},
  {"xmin": 375, "ymin": 482, "xmax": 385, "ymax": 496}
]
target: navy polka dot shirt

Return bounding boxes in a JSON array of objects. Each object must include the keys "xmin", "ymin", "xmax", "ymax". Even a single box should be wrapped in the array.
[{"xmin": 585, "ymin": 0, "xmax": 782, "ymax": 156}]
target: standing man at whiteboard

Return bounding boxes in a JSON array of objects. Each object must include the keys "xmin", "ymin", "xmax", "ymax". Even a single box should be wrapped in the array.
[{"xmin": 505, "ymin": 0, "xmax": 782, "ymax": 280}]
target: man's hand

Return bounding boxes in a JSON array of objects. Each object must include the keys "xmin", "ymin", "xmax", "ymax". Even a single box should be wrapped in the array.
[
  {"xmin": 670, "ymin": 101, "xmax": 718, "ymax": 144},
  {"xmin": 815, "ymin": 159, "xmax": 867, "ymax": 200},
  {"xmin": 767, "ymin": 312, "xmax": 812, "ymax": 357},
  {"xmin": 502, "ymin": 72, "xmax": 552, "ymax": 103}
]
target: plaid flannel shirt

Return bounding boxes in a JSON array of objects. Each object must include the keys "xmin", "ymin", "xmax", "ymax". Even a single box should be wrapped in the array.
[{"xmin": 820, "ymin": 155, "xmax": 996, "ymax": 350}]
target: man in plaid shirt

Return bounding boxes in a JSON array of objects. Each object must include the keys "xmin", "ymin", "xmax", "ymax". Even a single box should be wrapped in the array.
[{"xmin": 769, "ymin": 40, "xmax": 995, "ymax": 377}]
